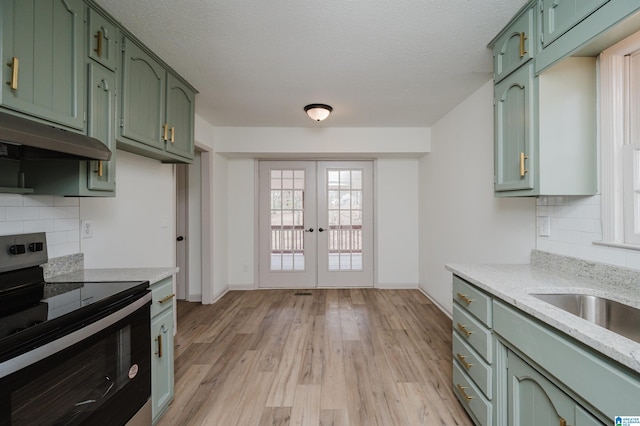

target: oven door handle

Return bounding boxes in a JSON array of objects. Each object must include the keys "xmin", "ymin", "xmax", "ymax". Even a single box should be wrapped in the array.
[{"xmin": 0, "ymin": 292, "xmax": 152, "ymax": 379}]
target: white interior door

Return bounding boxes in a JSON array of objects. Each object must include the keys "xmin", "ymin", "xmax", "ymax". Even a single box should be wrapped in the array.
[
  {"xmin": 317, "ymin": 161, "xmax": 373, "ymax": 287},
  {"xmin": 259, "ymin": 161, "xmax": 317, "ymax": 287},
  {"xmin": 258, "ymin": 160, "xmax": 373, "ymax": 288}
]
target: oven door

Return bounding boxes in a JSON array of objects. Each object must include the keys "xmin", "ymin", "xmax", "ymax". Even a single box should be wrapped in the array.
[{"xmin": 0, "ymin": 293, "xmax": 151, "ymax": 426}]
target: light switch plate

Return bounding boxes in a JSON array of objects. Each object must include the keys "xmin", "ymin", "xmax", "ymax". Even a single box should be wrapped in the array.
[
  {"xmin": 81, "ymin": 220, "xmax": 93, "ymax": 239},
  {"xmin": 538, "ymin": 216, "xmax": 550, "ymax": 237}
]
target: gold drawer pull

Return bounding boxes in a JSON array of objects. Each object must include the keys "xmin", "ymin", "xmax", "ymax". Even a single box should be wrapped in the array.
[
  {"xmin": 456, "ymin": 292, "xmax": 474, "ymax": 305},
  {"xmin": 456, "ymin": 384, "xmax": 473, "ymax": 402},
  {"xmin": 155, "ymin": 334, "xmax": 163, "ymax": 358},
  {"xmin": 163, "ymin": 123, "xmax": 169, "ymax": 141},
  {"xmin": 519, "ymin": 32, "xmax": 528, "ymax": 58},
  {"xmin": 158, "ymin": 293, "xmax": 176, "ymax": 304},
  {"xmin": 457, "ymin": 323, "xmax": 473, "ymax": 337},
  {"xmin": 560, "ymin": 418, "xmax": 566, "ymax": 426},
  {"xmin": 520, "ymin": 152, "xmax": 528, "ymax": 177},
  {"xmin": 170, "ymin": 126, "xmax": 175, "ymax": 143},
  {"xmin": 94, "ymin": 29, "xmax": 103, "ymax": 57},
  {"xmin": 456, "ymin": 353, "xmax": 473, "ymax": 370},
  {"xmin": 6, "ymin": 57, "xmax": 18, "ymax": 90}
]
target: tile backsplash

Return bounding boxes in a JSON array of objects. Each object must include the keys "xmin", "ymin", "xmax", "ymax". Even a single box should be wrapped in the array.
[
  {"xmin": 537, "ymin": 195, "xmax": 640, "ymax": 270},
  {"xmin": 0, "ymin": 194, "xmax": 81, "ymax": 258}
]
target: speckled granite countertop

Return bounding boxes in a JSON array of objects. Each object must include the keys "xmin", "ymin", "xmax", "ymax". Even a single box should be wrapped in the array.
[
  {"xmin": 47, "ymin": 268, "xmax": 178, "ymax": 285},
  {"xmin": 446, "ymin": 251, "xmax": 640, "ymax": 374}
]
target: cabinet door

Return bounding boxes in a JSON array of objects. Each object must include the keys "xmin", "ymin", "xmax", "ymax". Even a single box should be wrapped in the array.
[
  {"xmin": 1, "ymin": 0, "xmax": 85, "ymax": 130},
  {"xmin": 540, "ymin": 0, "xmax": 609, "ymax": 48},
  {"xmin": 507, "ymin": 350, "xmax": 604, "ymax": 426},
  {"xmin": 120, "ymin": 39, "xmax": 166, "ymax": 150},
  {"xmin": 86, "ymin": 63, "xmax": 116, "ymax": 192},
  {"xmin": 165, "ymin": 73, "xmax": 195, "ymax": 160},
  {"xmin": 494, "ymin": 62, "xmax": 535, "ymax": 192},
  {"xmin": 151, "ymin": 308, "xmax": 174, "ymax": 423},
  {"xmin": 87, "ymin": 6, "xmax": 119, "ymax": 71},
  {"xmin": 493, "ymin": 6, "xmax": 534, "ymax": 83}
]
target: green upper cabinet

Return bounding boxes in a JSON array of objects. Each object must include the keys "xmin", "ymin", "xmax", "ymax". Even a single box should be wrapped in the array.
[
  {"xmin": 86, "ymin": 62, "xmax": 116, "ymax": 192},
  {"xmin": 20, "ymin": 51, "xmax": 117, "ymax": 196},
  {"xmin": 536, "ymin": 0, "xmax": 640, "ymax": 73},
  {"xmin": 493, "ymin": 5, "xmax": 535, "ymax": 83},
  {"xmin": 1, "ymin": 0, "xmax": 85, "ymax": 130},
  {"xmin": 87, "ymin": 5, "xmax": 118, "ymax": 71},
  {"xmin": 540, "ymin": 0, "xmax": 610, "ymax": 48},
  {"xmin": 120, "ymin": 38, "xmax": 166, "ymax": 151},
  {"xmin": 118, "ymin": 37, "xmax": 196, "ymax": 163},
  {"xmin": 165, "ymin": 73, "xmax": 195, "ymax": 160},
  {"xmin": 494, "ymin": 63, "xmax": 535, "ymax": 193}
]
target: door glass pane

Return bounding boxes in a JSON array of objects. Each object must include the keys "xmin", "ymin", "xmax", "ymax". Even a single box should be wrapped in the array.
[
  {"xmin": 270, "ymin": 169, "xmax": 305, "ymax": 271},
  {"xmin": 326, "ymin": 168, "xmax": 364, "ymax": 271}
]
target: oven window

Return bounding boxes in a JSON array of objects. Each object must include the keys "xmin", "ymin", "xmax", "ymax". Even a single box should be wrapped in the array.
[
  {"xmin": 11, "ymin": 327, "xmax": 129, "ymax": 424},
  {"xmin": 1, "ymin": 305, "xmax": 150, "ymax": 426}
]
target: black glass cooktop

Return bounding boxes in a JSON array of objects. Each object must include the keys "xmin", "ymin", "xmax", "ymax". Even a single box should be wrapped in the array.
[{"xmin": 0, "ymin": 280, "xmax": 149, "ymax": 362}]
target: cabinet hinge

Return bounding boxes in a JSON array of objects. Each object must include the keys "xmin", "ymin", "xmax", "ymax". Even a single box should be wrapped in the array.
[
  {"xmin": 120, "ymin": 118, "xmax": 124, "ymax": 128},
  {"xmin": 540, "ymin": 34, "xmax": 544, "ymax": 45},
  {"xmin": 121, "ymin": 38, "xmax": 126, "ymax": 52},
  {"xmin": 539, "ymin": 2, "xmax": 543, "ymax": 12}
]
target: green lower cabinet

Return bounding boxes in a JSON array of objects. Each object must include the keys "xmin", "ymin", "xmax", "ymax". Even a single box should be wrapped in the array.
[
  {"xmin": 452, "ymin": 275, "xmax": 640, "ymax": 426},
  {"xmin": 151, "ymin": 306, "xmax": 174, "ymax": 424},
  {"xmin": 507, "ymin": 350, "xmax": 604, "ymax": 426}
]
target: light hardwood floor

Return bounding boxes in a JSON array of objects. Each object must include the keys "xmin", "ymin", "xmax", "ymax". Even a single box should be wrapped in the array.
[{"xmin": 157, "ymin": 289, "xmax": 474, "ymax": 426}]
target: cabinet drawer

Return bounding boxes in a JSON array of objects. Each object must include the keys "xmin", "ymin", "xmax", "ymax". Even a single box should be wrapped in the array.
[
  {"xmin": 453, "ymin": 332, "xmax": 492, "ymax": 399},
  {"xmin": 494, "ymin": 300, "xmax": 640, "ymax": 419},
  {"xmin": 453, "ymin": 276, "xmax": 492, "ymax": 327},
  {"xmin": 493, "ymin": 5, "xmax": 535, "ymax": 83},
  {"xmin": 150, "ymin": 277, "xmax": 175, "ymax": 317},
  {"xmin": 453, "ymin": 361, "xmax": 492, "ymax": 426},
  {"xmin": 453, "ymin": 304, "xmax": 493, "ymax": 363}
]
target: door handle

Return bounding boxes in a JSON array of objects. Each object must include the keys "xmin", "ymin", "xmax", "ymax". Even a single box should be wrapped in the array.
[
  {"xmin": 304, "ymin": 228, "xmax": 314, "ymax": 233},
  {"xmin": 318, "ymin": 228, "xmax": 325, "ymax": 232}
]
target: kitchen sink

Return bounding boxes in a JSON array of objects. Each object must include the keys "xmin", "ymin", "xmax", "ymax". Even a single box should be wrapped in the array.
[{"xmin": 531, "ymin": 293, "xmax": 640, "ymax": 344}]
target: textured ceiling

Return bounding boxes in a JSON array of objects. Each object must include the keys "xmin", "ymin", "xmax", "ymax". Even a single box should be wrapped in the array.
[{"xmin": 94, "ymin": 0, "xmax": 528, "ymax": 127}]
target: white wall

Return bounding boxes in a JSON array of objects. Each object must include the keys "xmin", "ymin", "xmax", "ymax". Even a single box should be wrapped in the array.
[
  {"xmin": 419, "ymin": 80, "xmax": 536, "ymax": 314},
  {"xmin": 80, "ymin": 150, "xmax": 176, "ymax": 268},
  {"xmin": 376, "ymin": 158, "xmax": 420, "ymax": 287},
  {"xmin": 195, "ymin": 114, "xmax": 229, "ymax": 303},
  {"xmin": 216, "ymin": 127, "xmax": 429, "ymax": 289},
  {"xmin": 187, "ymin": 151, "xmax": 202, "ymax": 301},
  {"xmin": 227, "ymin": 158, "xmax": 255, "ymax": 287},
  {"xmin": 214, "ymin": 127, "xmax": 430, "ymax": 157}
]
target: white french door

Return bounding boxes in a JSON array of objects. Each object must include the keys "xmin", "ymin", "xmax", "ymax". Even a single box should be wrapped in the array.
[{"xmin": 258, "ymin": 161, "xmax": 373, "ymax": 288}]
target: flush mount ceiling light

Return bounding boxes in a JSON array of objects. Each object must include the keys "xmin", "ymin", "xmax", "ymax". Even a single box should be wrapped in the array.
[{"xmin": 304, "ymin": 104, "xmax": 333, "ymax": 122}]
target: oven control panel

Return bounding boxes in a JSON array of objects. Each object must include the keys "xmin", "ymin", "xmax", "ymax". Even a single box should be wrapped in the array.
[{"xmin": 0, "ymin": 232, "xmax": 48, "ymax": 273}]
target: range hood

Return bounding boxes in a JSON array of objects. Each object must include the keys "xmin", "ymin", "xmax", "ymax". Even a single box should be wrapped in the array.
[{"xmin": 0, "ymin": 111, "xmax": 111, "ymax": 161}]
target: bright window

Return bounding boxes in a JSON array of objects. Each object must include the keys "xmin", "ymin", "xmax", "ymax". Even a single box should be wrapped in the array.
[{"xmin": 600, "ymin": 32, "xmax": 640, "ymax": 247}]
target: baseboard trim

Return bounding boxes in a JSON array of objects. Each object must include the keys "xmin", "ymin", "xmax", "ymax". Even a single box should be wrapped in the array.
[
  {"xmin": 375, "ymin": 282, "xmax": 419, "ymax": 289},
  {"xmin": 418, "ymin": 287, "xmax": 452, "ymax": 319}
]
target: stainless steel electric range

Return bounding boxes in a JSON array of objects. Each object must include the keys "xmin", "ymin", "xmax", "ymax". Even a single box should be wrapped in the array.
[{"xmin": 0, "ymin": 232, "xmax": 152, "ymax": 426}]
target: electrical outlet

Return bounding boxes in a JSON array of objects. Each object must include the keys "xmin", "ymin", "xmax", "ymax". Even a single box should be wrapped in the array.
[
  {"xmin": 538, "ymin": 216, "xmax": 550, "ymax": 237},
  {"xmin": 81, "ymin": 220, "xmax": 93, "ymax": 239}
]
